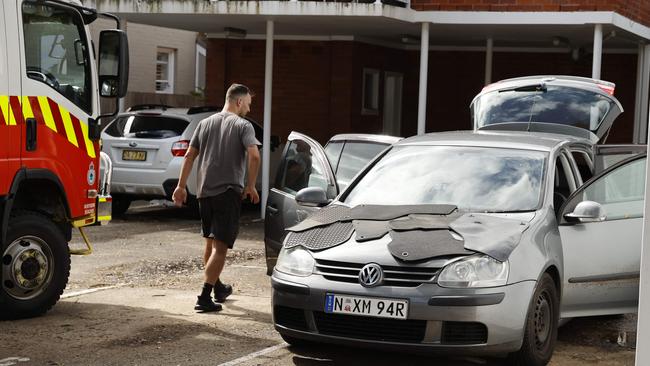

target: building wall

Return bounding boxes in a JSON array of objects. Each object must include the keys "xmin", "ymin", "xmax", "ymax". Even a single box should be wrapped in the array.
[
  {"xmin": 205, "ymin": 39, "xmax": 638, "ymax": 144},
  {"xmin": 124, "ymin": 23, "xmax": 197, "ymax": 95},
  {"xmin": 409, "ymin": 0, "xmax": 650, "ymax": 28}
]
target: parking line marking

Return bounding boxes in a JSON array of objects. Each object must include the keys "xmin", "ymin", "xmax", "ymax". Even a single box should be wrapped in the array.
[
  {"xmin": 216, "ymin": 343, "xmax": 288, "ymax": 366},
  {"xmin": 61, "ymin": 284, "xmax": 124, "ymax": 299}
]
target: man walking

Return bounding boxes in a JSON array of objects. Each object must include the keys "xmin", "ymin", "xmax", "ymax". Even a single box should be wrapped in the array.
[{"xmin": 173, "ymin": 84, "xmax": 261, "ymax": 312}]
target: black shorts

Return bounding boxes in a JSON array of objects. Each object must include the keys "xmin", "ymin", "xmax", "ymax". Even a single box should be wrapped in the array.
[{"xmin": 199, "ymin": 189, "xmax": 242, "ymax": 248}]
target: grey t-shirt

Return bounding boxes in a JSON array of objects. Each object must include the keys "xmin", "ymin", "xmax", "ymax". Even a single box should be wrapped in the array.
[{"xmin": 189, "ymin": 112, "xmax": 261, "ymax": 198}]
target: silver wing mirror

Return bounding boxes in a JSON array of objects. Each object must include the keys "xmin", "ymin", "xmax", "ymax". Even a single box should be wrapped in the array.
[
  {"xmin": 296, "ymin": 187, "xmax": 330, "ymax": 207},
  {"xmin": 564, "ymin": 200, "xmax": 606, "ymax": 223}
]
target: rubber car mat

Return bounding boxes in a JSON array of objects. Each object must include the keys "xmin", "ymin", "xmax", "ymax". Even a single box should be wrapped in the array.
[
  {"xmin": 350, "ymin": 204, "xmax": 457, "ymax": 221},
  {"xmin": 389, "ymin": 213, "xmax": 461, "ymax": 231},
  {"xmin": 387, "ymin": 229, "xmax": 473, "ymax": 261},
  {"xmin": 286, "ymin": 205, "xmax": 353, "ymax": 232},
  {"xmin": 353, "ymin": 220, "xmax": 391, "ymax": 242},
  {"xmin": 284, "ymin": 222, "xmax": 355, "ymax": 251},
  {"xmin": 450, "ymin": 214, "xmax": 529, "ymax": 262}
]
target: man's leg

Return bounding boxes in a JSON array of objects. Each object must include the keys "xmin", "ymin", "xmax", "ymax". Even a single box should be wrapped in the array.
[
  {"xmin": 195, "ymin": 237, "xmax": 223, "ymax": 312},
  {"xmin": 204, "ymin": 239, "xmax": 228, "ymax": 285}
]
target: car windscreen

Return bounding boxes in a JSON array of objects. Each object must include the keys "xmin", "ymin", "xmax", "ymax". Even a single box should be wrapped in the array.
[
  {"xmin": 343, "ymin": 145, "xmax": 546, "ymax": 212},
  {"xmin": 103, "ymin": 115, "xmax": 189, "ymax": 139},
  {"xmin": 472, "ymin": 86, "xmax": 613, "ymax": 132}
]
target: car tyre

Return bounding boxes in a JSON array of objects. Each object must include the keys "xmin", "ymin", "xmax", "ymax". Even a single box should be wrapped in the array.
[
  {"xmin": 508, "ymin": 273, "xmax": 559, "ymax": 366},
  {"xmin": 112, "ymin": 197, "xmax": 131, "ymax": 217},
  {"xmin": 0, "ymin": 211, "xmax": 70, "ymax": 319}
]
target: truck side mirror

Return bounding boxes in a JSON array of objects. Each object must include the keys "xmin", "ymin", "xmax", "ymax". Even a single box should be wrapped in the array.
[{"xmin": 98, "ymin": 29, "xmax": 129, "ymax": 98}]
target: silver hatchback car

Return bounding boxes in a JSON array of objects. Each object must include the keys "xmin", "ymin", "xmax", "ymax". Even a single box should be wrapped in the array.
[
  {"xmin": 269, "ymin": 76, "xmax": 646, "ymax": 365},
  {"xmin": 101, "ymin": 105, "xmax": 277, "ymax": 215}
]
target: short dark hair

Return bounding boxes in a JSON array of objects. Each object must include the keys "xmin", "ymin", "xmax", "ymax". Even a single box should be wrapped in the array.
[{"xmin": 226, "ymin": 83, "xmax": 251, "ymax": 101}]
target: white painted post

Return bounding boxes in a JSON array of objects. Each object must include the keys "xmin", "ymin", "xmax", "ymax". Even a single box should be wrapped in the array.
[
  {"xmin": 261, "ymin": 20, "xmax": 274, "ymax": 219},
  {"xmin": 485, "ymin": 37, "xmax": 493, "ymax": 86},
  {"xmin": 635, "ymin": 109, "xmax": 650, "ymax": 366},
  {"xmin": 417, "ymin": 22, "xmax": 429, "ymax": 136},
  {"xmin": 592, "ymin": 24, "xmax": 603, "ymax": 79}
]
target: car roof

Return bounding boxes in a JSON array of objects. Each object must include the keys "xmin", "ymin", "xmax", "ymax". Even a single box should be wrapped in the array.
[
  {"xmin": 395, "ymin": 130, "xmax": 591, "ymax": 152},
  {"xmin": 116, "ymin": 106, "xmax": 263, "ymax": 126},
  {"xmin": 328, "ymin": 134, "xmax": 402, "ymax": 145}
]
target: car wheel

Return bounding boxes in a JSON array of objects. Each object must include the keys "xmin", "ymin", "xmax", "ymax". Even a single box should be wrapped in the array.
[
  {"xmin": 508, "ymin": 273, "xmax": 559, "ymax": 366},
  {"xmin": 0, "ymin": 211, "xmax": 70, "ymax": 319},
  {"xmin": 280, "ymin": 333, "xmax": 313, "ymax": 348},
  {"xmin": 112, "ymin": 197, "xmax": 131, "ymax": 217}
]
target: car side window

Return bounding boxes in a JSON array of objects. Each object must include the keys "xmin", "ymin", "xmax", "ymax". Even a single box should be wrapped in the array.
[
  {"xmin": 336, "ymin": 142, "xmax": 387, "ymax": 191},
  {"xmin": 576, "ymin": 157, "xmax": 646, "ymax": 221},
  {"xmin": 553, "ymin": 154, "xmax": 576, "ymax": 213},
  {"xmin": 324, "ymin": 141, "xmax": 344, "ymax": 173},
  {"xmin": 277, "ymin": 140, "xmax": 328, "ymax": 195},
  {"xmin": 571, "ymin": 150, "xmax": 594, "ymax": 183}
]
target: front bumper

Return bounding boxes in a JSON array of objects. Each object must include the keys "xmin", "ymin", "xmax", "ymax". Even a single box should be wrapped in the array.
[{"xmin": 271, "ymin": 271, "xmax": 535, "ymax": 356}]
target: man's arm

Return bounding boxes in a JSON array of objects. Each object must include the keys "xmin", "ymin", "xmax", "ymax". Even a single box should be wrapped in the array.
[
  {"xmin": 172, "ymin": 146, "xmax": 199, "ymax": 207},
  {"xmin": 242, "ymin": 145, "xmax": 261, "ymax": 204}
]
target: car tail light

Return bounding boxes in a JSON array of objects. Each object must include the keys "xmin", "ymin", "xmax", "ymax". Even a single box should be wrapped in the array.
[
  {"xmin": 171, "ymin": 140, "xmax": 190, "ymax": 157},
  {"xmin": 598, "ymin": 84, "xmax": 615, "ymax": 96}
]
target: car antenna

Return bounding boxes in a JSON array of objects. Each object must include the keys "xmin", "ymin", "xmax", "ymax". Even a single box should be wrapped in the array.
[{"xmin": 526, "ymin": 83, "xmax": 546, "ymax": 132}]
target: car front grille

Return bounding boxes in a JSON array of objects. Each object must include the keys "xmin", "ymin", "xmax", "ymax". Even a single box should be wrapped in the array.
[
  {"xmin": 313, "ymin": 311, "xmax": 426, "ymax": 343},
  {"xmin": 441, "ymin": 321, "xmax": 488, "ymax": 345},
  {"xmin": 314, "ymin": 259, "xmax": 439, "ymax": 287},
  {"xmin": 274, "ymin": 306, "xmax": 309, "ymax": 331}
]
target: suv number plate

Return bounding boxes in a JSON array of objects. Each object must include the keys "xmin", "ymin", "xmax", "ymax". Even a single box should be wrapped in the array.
[
  {"xmin": 123, "ymin": 150, "xmax": 146, "ymax": 161},
  {"xmin": 325, "ymin": 293, "xmax": 408, "ymax": 319}
]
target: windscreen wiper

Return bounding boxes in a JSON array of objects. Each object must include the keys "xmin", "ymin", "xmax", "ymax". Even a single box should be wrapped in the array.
[{"xmin": 498, "ymin": 83, "xmax": 547, "ymax": 93}]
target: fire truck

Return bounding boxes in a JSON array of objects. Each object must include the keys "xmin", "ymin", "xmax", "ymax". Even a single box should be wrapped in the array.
[{"xmin": 0, "ymin": 0, "xmax": 128, "ymax": 318}]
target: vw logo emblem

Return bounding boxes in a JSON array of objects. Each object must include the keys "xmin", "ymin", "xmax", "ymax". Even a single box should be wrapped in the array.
[
  {"xmin": 358, "ymin": 263, "xmax": 383, "ymax": 287},
  {"xmin": 129, "ymin": 141, "xmax": 137, "ymax": 147}
]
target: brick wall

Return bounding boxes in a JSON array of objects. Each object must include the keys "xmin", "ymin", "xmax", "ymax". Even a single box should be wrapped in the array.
[
  {"xmin": 410, "ymin": 0, "xmax": 650, "ymax": 28},
  {"xmin": 205, "ymin": 39, "xmax": 637, "ymax": 144}
]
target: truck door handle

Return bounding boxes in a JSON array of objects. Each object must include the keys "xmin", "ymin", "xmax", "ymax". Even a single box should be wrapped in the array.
[
  {"xmin": 26, "ymin": 118, "xmax": 37, "ymax": 151},
  {"xmin": 267, "ymin": 205, "xmax": 279, "ymax": 215}
]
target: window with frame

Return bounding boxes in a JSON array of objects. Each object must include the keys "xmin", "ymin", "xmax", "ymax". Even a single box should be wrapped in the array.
[
  {"xmin": 22, "ymin": 2, "xmax": 92, "ymax": 113},
  {"xmin": 156, "ymin": 48, "xmax": 175, "ymax": 94},
  {"xmin": 362, "ymin": 68, "xmax": 379, "ymax": 114}
]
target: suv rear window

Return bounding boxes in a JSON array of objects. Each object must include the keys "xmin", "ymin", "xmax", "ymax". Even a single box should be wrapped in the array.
[{"xmin": 104, "ymin": 115, "xmax": 189, "ymax": 139}]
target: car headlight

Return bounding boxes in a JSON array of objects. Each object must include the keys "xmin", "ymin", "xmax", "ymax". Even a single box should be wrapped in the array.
[
  {"xmin": 437, "ymin": 254, "xmax": 508, "ymax": 288},
  {"xmin": 275, "ymin": 246, "xmax": 315, "ymax": 277}
]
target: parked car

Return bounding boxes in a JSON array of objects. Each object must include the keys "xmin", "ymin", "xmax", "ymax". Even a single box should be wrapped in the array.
[
  {"xmin": 265, "ymin": 132, "xmax": 401, "ymax": 274},
  {"xmin": 101, "ymin": 105, "xmax": 279, "ymax": 215},
  {"xmin": 267, "ymin": 76, "xmax": 646, "ymax": 365}
]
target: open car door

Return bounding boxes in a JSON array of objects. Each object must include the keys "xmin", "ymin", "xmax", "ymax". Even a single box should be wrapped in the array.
[
  {"xmin": 264, "ymin": 132, "xmax": 338, "ymax": 274},
  {"xmin": 558, "ymin": 154, "xmax": 646, "ymax": 318}
]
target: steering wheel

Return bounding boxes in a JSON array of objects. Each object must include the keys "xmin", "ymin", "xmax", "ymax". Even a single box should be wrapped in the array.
[{"xmin": 26, "ymin": 67, "xmax": 60, "ymax": 89}]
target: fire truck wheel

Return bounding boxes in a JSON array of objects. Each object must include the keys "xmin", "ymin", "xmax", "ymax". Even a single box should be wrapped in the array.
[
  {"xmin": 0, "ymin": 211, "xmax": 70, "ymax": 319},
  {"xmin": 112, "ymin": 197, "xmax": 131, "ymax": 217}
]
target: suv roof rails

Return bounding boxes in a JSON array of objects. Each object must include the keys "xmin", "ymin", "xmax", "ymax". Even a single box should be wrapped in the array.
[
  {"xmin": 187, "ymin": 106, "xmax": 222, "ymax": 115},
  {"xmin": 127, "ymin": 104, "xmax": 173, "ymax": 112}
]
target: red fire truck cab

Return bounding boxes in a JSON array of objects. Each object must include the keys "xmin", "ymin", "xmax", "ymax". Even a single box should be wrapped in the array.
[{"xmin": 0, "ymin": 0, "xmax": 128, "ymax": 318}]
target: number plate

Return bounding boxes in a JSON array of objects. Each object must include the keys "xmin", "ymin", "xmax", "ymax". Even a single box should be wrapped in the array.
[
  {"xmin": 324, "ymin": 293, "xmax": 408, "ymax": 320},
  {"xmin": 122, "ymin": 150, "xmax": 147, "ymax": 161}
]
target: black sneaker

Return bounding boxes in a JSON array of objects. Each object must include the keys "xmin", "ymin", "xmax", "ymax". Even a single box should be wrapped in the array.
[
  {"xmin": 194, "ymin": 296, "xmax": 223, "ymax": 312},
  {"xmin": 214, "ymin": 282, "xmax": 233, "ymax": 303}
]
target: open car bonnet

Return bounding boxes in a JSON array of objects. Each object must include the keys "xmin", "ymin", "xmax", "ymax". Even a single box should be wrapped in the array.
[{"xmin": 284, "ymin": 204, "xmax": 531, "ymax": 262}]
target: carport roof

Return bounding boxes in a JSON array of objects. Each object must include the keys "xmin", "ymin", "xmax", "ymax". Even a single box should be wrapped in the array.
[{"xmin": 85, "ymin": 0, "xmax": 650, "ymax": 50}]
